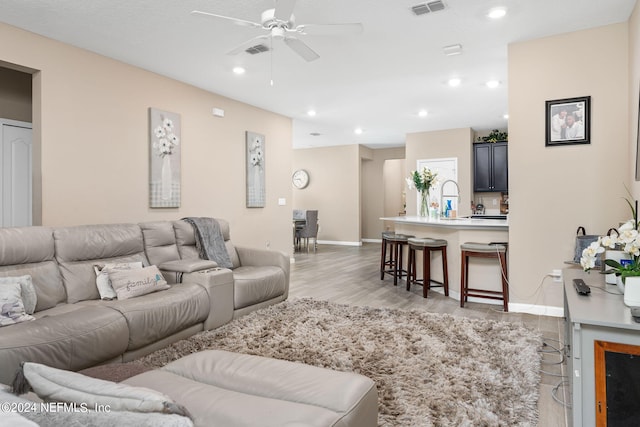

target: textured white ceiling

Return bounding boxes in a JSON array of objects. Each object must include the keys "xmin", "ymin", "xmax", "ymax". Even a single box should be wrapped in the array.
[{"xmin": 0, "ymin": 0, "xmax": 635, "ymax": 148}]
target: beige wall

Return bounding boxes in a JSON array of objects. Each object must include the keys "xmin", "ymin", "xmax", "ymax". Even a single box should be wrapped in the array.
[
  {"xmin": 361, "ymin": 147, "xmax": 405, "ymax": 240},
  {"xmin": 509, "ymin": 23, "xmax": 629, "ymax": 308},
  {"xmin": 405, "ymin": 128, "xmax": 474, "ymax": 217},
  {"xmin": 630, "ymin": 1, "xmax": 640, "ymax": 194},
  {"xmin": 292, "ymin": 144, "xmax": 361, "ymax": 244},
  {"xmin": 0, "ymin": 22, "xmax": 293, "ymax": 256},
  {"xmin": 0, "ymin": 66, "xmax": 31, "ymax": 122}
]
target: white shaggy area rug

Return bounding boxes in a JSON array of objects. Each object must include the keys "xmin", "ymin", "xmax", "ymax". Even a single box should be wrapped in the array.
[{"xmin": 137, "ymin": 298, "xmax": 541, "ymax": 426}]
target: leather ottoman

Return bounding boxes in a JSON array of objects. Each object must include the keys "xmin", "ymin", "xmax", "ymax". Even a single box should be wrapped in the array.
[{"xmin": 123, "ymin": 350, "xmax": 378, "ymax": 427}]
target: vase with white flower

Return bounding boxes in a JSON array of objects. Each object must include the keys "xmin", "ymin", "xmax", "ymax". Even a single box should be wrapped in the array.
[
  {"xmin": 406, "ymin": 167, "xmax": 438, "ymax": 217},
  {"xmin": 152, "ymin": 116, "xmax": 180, "ymax": 201},
  {"xmin": 580, "ymin": 198, "xmax": 640, "ymax": 301}
]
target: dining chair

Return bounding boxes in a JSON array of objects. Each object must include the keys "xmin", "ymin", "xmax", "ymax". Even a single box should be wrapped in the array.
[{"xmin": 295, "ymin": 210, "xmax": 318, "ymax": 252}]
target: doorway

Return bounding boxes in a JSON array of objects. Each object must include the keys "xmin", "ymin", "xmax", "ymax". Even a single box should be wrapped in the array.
[
  {"xmin": 0, "ymin": 64, "xmax": 37, "ymax": 226},
  {"xmin": 1, "ymin": 119, "xmax": 33, "ymax": 226}
]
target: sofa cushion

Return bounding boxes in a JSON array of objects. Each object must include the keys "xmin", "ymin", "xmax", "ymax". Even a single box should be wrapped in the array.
[
  {"xmin": 0, "ymin": 304, "xmax": 129, "ymax": 385},
  {"xmin": 0, "ymin": 226, "xmax": 55, "ymax": 265},
  {"xmin": 0, "ymin": 275, "xmax": 37, "ymax": 314},
  {"xmin": 54, "ymin": 224, "xmax": 148, "ymax": 303},
  {"xmin": 232, "ymin": 266, "xmax": 286, "ymax": 309},
  {"xmin": 79, "ymin": 283, "xmax": 209, "ymax": 351},
  {"xmin": 0, "ymin": 282, "xmax": 35, "ymax": 327},
  {"xmin": 0, "ymin": 227, "xmax": 66, "ymax": 312},
  {"xmin": 140, "ymin": 221, "xmax": 181, "ymax": 266},
  {"xmin": 173, "ymin": 219, "xmax": 241, "ymax": 268},
  {"xmin": 109, "ymin": 265, "xmax": 169, "ymax": 300}
]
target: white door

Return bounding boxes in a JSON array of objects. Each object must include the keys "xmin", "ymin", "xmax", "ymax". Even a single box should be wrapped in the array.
[{"xmin": 1, "ymin": 120, "xmax": 33, "ymax": 227}]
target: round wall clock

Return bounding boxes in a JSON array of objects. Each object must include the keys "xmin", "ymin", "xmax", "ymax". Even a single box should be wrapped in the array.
[{"xmin": 292, "ymin": 169, "xmax": 310, "ymax": 189}]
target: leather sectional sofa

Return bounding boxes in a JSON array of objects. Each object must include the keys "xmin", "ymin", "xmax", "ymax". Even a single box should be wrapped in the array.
[{"xmin": 0, "ymin": 218, "xmax": 289, "ymax": 385}]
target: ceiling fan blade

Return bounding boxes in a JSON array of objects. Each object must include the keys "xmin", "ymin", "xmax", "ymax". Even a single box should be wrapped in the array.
[
  {"xmin": 294, "ymin": 23, "xmax": 364, "ymax": 36},
  {"xmin": 274, "ymin": 0, "xmax": 297, "ymax": 21},
  {"xmin": 190, "ymin": 10, "xmax": 263, "ymax": 29},
  {"xmin": 284, "ymin": 36, "xmax": 319, "ymax": 62},
  {"xmin": 227, "ymin": 35, "xmax": 270, "ymax": 55}
]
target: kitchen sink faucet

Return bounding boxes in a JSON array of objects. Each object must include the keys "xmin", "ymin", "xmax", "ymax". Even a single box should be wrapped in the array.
[{"xmin": 440, "ymin": 179, "xmax": 461, "ymax": 215}]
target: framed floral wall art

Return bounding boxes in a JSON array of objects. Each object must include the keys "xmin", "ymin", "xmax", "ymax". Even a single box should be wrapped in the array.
[
  {"xmin": 149, "ymin": 108, "xmax": 181, "ymax": 208},
  {"xmin": 246, "ymin": 131, "xmax": 265, "ymax": 208}
]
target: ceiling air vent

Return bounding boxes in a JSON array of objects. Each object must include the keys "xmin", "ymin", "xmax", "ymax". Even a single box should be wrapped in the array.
[
  {"xmin": 411, "ymin": 0, "xmax": 446, "ymax": 16},
  {"xmin": 245, "ymin": 44, "xmax": 269, "ymax": 55}
]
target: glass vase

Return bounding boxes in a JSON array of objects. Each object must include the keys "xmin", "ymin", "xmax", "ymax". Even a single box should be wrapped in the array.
[{"xmin": 419, "ymin": 191, "xmax": 430, "ymax": 217}]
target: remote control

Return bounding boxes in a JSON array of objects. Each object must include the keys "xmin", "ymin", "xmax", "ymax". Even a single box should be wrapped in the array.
[{"xmin": 573, "ymin": 278, "xmax": 591, "ymax": 295}]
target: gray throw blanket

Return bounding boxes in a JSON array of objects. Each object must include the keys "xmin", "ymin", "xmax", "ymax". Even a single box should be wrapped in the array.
[{"xmin": 182, "ymin": 217, "xmax": 233, "ymax": 269}]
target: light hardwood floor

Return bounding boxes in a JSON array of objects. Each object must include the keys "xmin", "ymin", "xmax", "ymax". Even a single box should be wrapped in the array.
[{"xmin": 289, "ymin": 243, "xmax": 570, "ymax": 427}]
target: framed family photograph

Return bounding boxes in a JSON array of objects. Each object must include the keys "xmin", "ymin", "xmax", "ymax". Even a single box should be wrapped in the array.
[{"xmin": 545, "ymin": 96, "xmax": 591, "ymax": 147}]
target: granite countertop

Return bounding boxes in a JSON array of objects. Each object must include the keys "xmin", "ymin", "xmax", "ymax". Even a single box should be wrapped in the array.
[{"xmin": 380, "ymin": 215, "xmax": 509, "ymax": 230}]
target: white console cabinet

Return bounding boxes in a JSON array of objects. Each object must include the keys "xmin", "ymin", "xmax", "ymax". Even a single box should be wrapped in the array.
[{"xmin": 564, "ymin": 268, "xmax": 640, "ymax": 426}]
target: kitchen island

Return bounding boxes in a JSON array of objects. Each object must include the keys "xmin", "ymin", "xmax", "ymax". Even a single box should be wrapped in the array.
[{"xmin": 381, "ymin": 216, "xmax": 509, "ymax": 305}]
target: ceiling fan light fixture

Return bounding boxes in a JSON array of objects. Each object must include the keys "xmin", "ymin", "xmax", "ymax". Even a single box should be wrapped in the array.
[
  {"xmin": 448, "ymin": 78, "xmax": 461, "ymax": 87},
  {"xmin": 418, "ymin": 110, "xmax": 428, "ymax": 117},
  {"xmin": 354, "ymin": 128, "xmax": 363, "ymax": 135},
  {"xmin": 486, "ymin": 80, "xmax": 500, "ymax": 88},
  {"xmin": 307, "ymin": 109, "xmax": 316, "ymax": 117}
]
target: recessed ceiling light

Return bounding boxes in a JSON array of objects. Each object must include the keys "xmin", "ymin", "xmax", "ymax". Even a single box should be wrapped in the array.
[
  {"xmin": 486, "ymin": 80, "xmax": 500, "ymax": 89},
  {"xmin": 418, "ymin": 110, "xmax": 428, "ymax": 118},
  {"xmin": 307, "ymin": 110, "xmax": 316, "ymax": 117},
  {"xmin": 354, "ymin": 128, "xmax": 363, "ymax": 135},
  {"xmin": 503, "ymin": 114, "xmax": 509, "ymax": 120},
  {"xmin": 487, "ymin": 8, "xmax": 507, "ymax": 19},
  {"xmin": 232, "ymin": 66, "xmax": 245, "ymax": 75},
  {"xmin": 448, "ymin": 78, "xmax": 461, "ymax": 87}
]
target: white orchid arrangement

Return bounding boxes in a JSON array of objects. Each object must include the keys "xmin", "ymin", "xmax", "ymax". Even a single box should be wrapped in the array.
[
  {"xmin": 153, "ymin": 117, "xmax": 179, "ymax": 158},
  {"xmin": 581, "ymin": 197, "xmax": 640, "ymax": 281}
]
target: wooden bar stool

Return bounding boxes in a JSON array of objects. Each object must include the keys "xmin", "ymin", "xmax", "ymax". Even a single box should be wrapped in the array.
[
  {"xmin": 460, "ymin": 242, "xmax": 509, "ymax": 311},
  {"xmin": 379, "ymin": 232, "xmax": 396, "ymax": 280},
  {"xmin": 381, "ymin": 233, "xmax": 414, "ymax": 286},
  {"xmin": 407, "ymin": 237, "xmax": 449, "ymax": 298}
]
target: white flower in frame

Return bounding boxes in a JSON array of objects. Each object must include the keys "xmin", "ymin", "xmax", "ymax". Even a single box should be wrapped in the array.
[
  {"xmin": 154, "ymin": 126, "xmax": 166, "ymax": 139},
  {"xmin": 250, "ymin": 153, "xmax": 261, "ymax": 166},
  {"xmin": 168, "ymin": 134, "xmax": 180, "ymax": 145},
  {"xmin": 163, "ymin": 118, "xmax": 174, "ymax": 131},
  {"xmin": 159, "ymin": 138, "xmax": 173, "ymax": 155}
]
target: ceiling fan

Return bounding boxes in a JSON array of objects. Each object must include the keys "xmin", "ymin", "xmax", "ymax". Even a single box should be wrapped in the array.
[{"xmin": 191, "ymin": 0, "xmax": 363, "ymax": 63}]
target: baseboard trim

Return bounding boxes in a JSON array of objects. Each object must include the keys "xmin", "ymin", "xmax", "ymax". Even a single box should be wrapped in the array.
[
  {"xmin": 429, "ymin": 288, "xmax": 564, "ymax": 317},
  {"xmin": 508, "ymin": 303, "xmax": 564, "ymax": 317},
  {"xmin": 362, "ymin": 238, "xmax": 382, "ymax": 243},
  {"xmin": 317, "ymin": 240, "xmax": 362, "ymax": 247}
]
